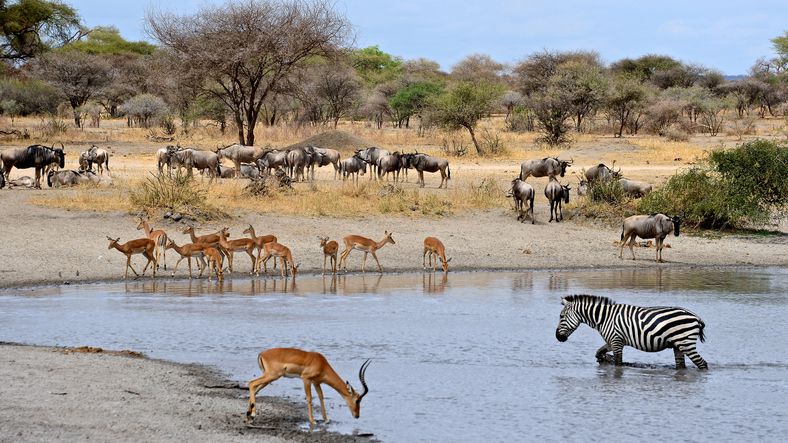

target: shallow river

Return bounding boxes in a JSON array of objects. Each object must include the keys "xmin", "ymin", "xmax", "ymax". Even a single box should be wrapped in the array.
[{"xmin": 1, "ymin": 268, "xmax": 787, "ymax": 442}]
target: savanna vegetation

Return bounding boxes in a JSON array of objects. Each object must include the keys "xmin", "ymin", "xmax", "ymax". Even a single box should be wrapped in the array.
[{"xmin": 2, "ymin": 0, "xmax": 786, "ymax": 230}]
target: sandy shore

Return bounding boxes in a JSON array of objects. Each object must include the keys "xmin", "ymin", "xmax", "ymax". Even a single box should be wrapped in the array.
[
  {"xmin": 0, "ymin": 189, "xmax": 785, "ymax": 288},
  {"xmin": 0, "ymin": 344, "xmax": 369, "ymax": 442}
]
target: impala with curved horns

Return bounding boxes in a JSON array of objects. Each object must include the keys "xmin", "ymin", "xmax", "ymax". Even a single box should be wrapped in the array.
[{"xmin": 246, "ymin": 348, "xmax": 371, "ymax": 425}]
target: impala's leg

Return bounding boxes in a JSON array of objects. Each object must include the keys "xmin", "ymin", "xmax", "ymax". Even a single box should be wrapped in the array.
[
  {"xmin": 372, "ymin": 251, "xmax": 382, "ymax": 273},
  {"xmin": 331, "ymin": 254, "xmax": 337, "ymax": 273},
  {"xmin": 595, "ymin": 344, "xmax": 611, "ymax": 362},
  {"xmin": 126, "ymin": 256, "xmax": 140, "ymax": 277},
  {"xmin": 323, "ymin": 255, "xmax": 327, "ymax": 274},
  {"xmin": 187, "ymin": 257, "xmax": 193, "ymax": 278},
  {"xmin": 362, "ymin": 251, "xmax": 368, "ymax": 273},
  {"xmin": 246, "ymin": 373, "xmax": 279, "ymax": 421},
  {"xmin": 303, "ymin": 379, "xmax": 316, "ymax": 425},
  {"xmin": 432, "ymin": 252, "xmax": 437, "ymax": 272},
  {"xmin": 673, "ymin": 347, "xmax": 687, "ymax": 369},
  {"xmin": 227, "ymin": 252, "xmax": 234, "ymax": 273},
  {"xmin": 423, "ymin": 247, "xmax": 428, "ymax": 269},
  {"xmin": 314, "ymin": 383, "xmax": 329, "ymax": 423},
  {"xmin": 172, "ymin": 256, "xmax": 184, "ymax": 276},
  {"xmin": 281, "ymin": 257, "xmax": 287, "ymax": 277},
  {"xmin": 247, "ymin": 250, "xmax": 256, "ymax": 274}
]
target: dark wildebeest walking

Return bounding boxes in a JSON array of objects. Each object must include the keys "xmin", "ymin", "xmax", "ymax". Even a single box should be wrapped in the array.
[
  {"xmin": 376, "ymin": 152, "xmax": 402, "ymax": 181},
  {"xmin": 544, "ymin": 176, "xmax": 571, "ymax": 222},
  {"xmin": 508, "ymin": 178, "xmax": 535, "ymax": 224},
  {"xmin": 620, "ymin": 214, "xmax": 681, "ymax": 262},
  {"xmin": 1, "ymin": 144, "xmax": 66, "ymax": 188},
  {"xmin": 519, "ymin": 157, "xmax": 572, "ymax": 181},
  {"xmin": 405, "ymin": 153, "xmax": 451, "ymax": 188},
  {"xmin": 338, "ymin": 154, "xmax": 367, "ymax": 183}
]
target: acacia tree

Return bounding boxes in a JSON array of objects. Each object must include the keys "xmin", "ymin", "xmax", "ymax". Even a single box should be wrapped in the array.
[
  {"xmin": 428, "ymin": 81, "xmax": 504, "ymax": 155},
  {"xmin": 33, "ymin": 50, "xmax": 112, "ymax": 127},
  {"xmin": 313, "ymin": 64, "xmax": 361, "ymax": 128},
  {"xmin": 147, "ymin": 0, "xmax": 351, "ymax": 145},
  {"xmin": 605, "ymin": 76, "xmax": 650, "ymax": 137},
  {"xmin": 0, "ymin": 0, "xmax": 82, "ymax": 63}
]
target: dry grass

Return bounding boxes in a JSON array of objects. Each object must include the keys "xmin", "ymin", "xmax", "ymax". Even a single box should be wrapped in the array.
[{"xmin": 28, "ymin": 183, "xmax": 130, "ymax": 212}]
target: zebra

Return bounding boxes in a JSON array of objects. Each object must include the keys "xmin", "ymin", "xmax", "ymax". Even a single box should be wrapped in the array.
[{"xmin": 555, "ymin": 294, "xmax": 708, "ymax": 370}]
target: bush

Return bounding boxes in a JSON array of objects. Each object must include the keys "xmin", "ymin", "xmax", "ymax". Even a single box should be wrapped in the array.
[
  {"xmin": 479, "ymin": 128, "xmax": 509, "ymax": 156},
  {"xmin": 709, "ymin": 139, "xmax": 788, "ymax": 209},
  {"xmin": 638, "ymin": 167, "xmax": 740, "ymax": 229},
  {"xmin": 506, "ymin": 106, "xmax": 536, "ymax": 132},
  {"xmin": 664, "ymin": 128, "xmax": 690, "ymax": 142},
  {"xmin": 0, "ymin": 78, "xmax": 61, "ymax": 115},
  {"xmin": 588, "ymin": 179, "xmax": 626, "ymax": 204},
  {"xmin": 130, "ymin": 173, "xmax": 225, "ymax": 219}
]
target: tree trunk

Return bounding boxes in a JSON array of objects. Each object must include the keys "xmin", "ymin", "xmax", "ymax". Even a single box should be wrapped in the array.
[
  {"xmin": 465, "ymin": 125, "xmax": 483, "ymax": 155},
  {"xmin": 72, "ymin": 107, "xmax": 81, "ymax": 128},
  {"xmin": 234, "ymin": 110, "xmax": 245, "ymax": 145}
]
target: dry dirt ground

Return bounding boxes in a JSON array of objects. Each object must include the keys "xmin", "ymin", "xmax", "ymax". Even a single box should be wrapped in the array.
[{"xmin": 0, "ymin": 344, "xmax": 370, "ymax": 443}]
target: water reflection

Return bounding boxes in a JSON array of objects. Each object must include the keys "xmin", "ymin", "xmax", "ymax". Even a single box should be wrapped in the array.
[{"xmin": 422, "ymin": 272, "xmax": 449, "ymax": 294}]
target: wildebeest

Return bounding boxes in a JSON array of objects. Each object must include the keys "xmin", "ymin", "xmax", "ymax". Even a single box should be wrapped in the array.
[
  {"xmin": 47, "ymin": 169, "xmax": 100, "ymax": 187},
  {"xmin": 618, "ymin": 179, "xmax": 653, "ymax": 198},
  {"xmin": 376, "ymin": 151, "xmax": 402, "ymax": 181},
  {"xmin": 1, "ymin": 144, "xmax": 66, "ymax": 188},
  {"xmin": 404, "ymin": 153, "xmax": 451, "ymax": 188},
  {"xmin": 256, "ymin": 149, "xmax": 289, "ymax": 175},
  {"xmin": 156, "ymin": 145, "xmax": 180, "ymax": 175},
  {"xmin": 219, "ymin": 164, "xmax": 260, "ymax": 179},
  {"xmin": 508, "ymin": 178, "xmax": 535, "ymax": 224},
  {"xmin": 286, "ymin": 146, "xmax": 314, "ymax": 182},
  {"xmin": 355, "ymin": 147, "xmax": 390, "ymax": 180},
  {"xmin": 79, "ymin": 145, "xmax": 110, "ymax": 175},
  {"xmin": 216, "ymin": 144, "xmax": 266, "ymax": 178},
  {"xmin": 544, "ymin": 176, "xmax": 571, "ymax": 222},
  {"xmin": 620, "ymin": 213, "xmax": 681, "ymax": 262},
  {"xmin": 0, "ymin": 169, "xmax": 4, "ymax": 189},
  {"xmin": 338, "ymin": 154, "xmax": 367, "ymax": 183},
  {"xmin": 519, "ymin": 157, "xmax": 572, "ymax": 181},
  {"xmin": 169, "ymin": 148, "xmax": 221, "ymax": 180},
  {"xmin": 585, "ymin": 163, "xmax": 621, "ymax": 182},
  {"xmin": 577, "ymin": 179, "xmax": 588, "ymax": 196},
  {"xmin": 309, "ymin": 146, "xmax": 341, "ymax": 179}
]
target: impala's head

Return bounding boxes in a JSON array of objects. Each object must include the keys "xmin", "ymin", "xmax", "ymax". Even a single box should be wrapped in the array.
[
  {"xmin": 344, "ymin": 359, "xmax": 371, "ymax": 418},
  {"xmin": 441, "ymin": 257, "xmax": 452, "ymax": 273},
  {"xmin": 106, "ymin": 236, "xmax": 120, "ymax": 249},
  {"xmin": 291, "ymin": 262, "xmax": 301, "ymax": 278},
  {"xmin": 555, "ymin": 296, "xmax": 582, "ymax": 342},
  {"xmin": 135, "ymin": 217, "xmax": 147, "ymax": 231},
  {"xmin": 242, "ymin": 225, "xmax": 253, "ymax": 235},
  {"xmin": 384, "ymin": 231, "xmax": 395, "ymax": 245},
  {"xmin": 182, "ymin": 225, "xmax": 194, "ymax": 235},
  {"xmin": 318, "ymin": 236, "xmax": 329, "ymax": 247},
  {"xmin": 164, "ymin": 239, "xmax": 177, "ymax": 250}
]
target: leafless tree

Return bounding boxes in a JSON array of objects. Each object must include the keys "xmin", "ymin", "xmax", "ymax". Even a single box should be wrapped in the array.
[
  {"xmin": 314, "ymin": 64, "xmax": 361, "ymax": 128},
  {"xmin": 451, "ymin": 53, "xmax": 505, "ymax": 84},
  {"xmin": 33, "ymin": 51, "xmax": 113, "ymax": 127},
  {"xmin": 147, "ymin": 0, "xmax": 351, "ymax": 145}
]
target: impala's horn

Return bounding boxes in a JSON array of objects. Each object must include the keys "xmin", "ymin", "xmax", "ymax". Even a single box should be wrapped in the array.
[{"xmin": 357, "ymin": 359, "xmax": 371, "ymax": 402}]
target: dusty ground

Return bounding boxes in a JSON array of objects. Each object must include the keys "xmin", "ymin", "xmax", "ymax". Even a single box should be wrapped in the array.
[{"xmin": 0, "ymin": 344, "xmax": 370, "ymax": 443}]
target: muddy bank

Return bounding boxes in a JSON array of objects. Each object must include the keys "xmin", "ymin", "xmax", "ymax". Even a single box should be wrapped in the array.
[{"xmin": 0, "ymin": 344, "xmax": 370, "ymax": 442}]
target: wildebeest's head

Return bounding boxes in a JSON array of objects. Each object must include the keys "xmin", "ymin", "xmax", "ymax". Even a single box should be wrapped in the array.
[
  {"xmin": 671, "ymin": 215, "xmax": 681, "ymax": 237},
  {"xmin": 557, "ymin": 158, "xmax": 572, "ymax": 177},
  {"xmin": 562, "ymin": 184, "xmax": 571, "ymax": 204}
]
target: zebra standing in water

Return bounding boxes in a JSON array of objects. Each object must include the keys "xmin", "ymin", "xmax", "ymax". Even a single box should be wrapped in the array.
[{"xmin": 555, "ymin": 294, "xmax": 708, "ymax": 370}]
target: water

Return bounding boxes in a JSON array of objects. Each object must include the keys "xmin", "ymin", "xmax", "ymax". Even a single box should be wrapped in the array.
[{"xmin": 1, "ymin": 268, "xmax": 787, "ymax": 442}]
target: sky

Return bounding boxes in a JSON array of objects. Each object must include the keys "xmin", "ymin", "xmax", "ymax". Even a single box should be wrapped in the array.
[{"xmin": 71, "ymin": 0, "xmax": 787, "ymax": 75}]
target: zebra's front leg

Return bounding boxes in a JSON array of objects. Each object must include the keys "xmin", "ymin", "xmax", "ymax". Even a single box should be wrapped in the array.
[
  {"xmin": 673, "ymin": 347, "xmax": 687, "ymax": 369},
  {"xmin": 611, "ymin": 339, "xmax": 625, "ymax": 366}
]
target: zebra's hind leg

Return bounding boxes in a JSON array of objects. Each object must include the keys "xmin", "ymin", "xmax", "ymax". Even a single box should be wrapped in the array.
[
  {"xmin": 673, "ymin": 347, "xmax": 687, "ymax": 369},
  {"xmin": 611, "ymin": 339, "xmax": 625, "ymax": 366},
  {"xmin": 678, "ymin": 343, "xmax": 708, "ymax": 370}
]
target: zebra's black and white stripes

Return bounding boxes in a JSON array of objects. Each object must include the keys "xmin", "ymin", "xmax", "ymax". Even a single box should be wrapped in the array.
[{"xmin": 555, "ymin": 294, "xmax": 708, "ymax": 370}]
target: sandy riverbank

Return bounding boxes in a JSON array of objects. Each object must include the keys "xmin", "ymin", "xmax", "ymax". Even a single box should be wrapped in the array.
[
  {"xmin": 0, "ymin": 344, "xmax": 370, "ymax": 442},
  {"xmin": 0, "ymin": 188, "xmax": 786, "ymax": 288}
]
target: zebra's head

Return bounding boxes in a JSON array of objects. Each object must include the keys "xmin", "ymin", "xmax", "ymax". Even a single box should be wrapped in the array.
[{"xmin": 555, "ymin": 297, "xmax": 582, "ymax": 342}]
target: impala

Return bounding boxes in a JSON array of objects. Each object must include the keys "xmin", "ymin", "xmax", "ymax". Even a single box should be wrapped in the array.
[
  {"xmin": 106, "ymin": 236, "xmax": 156, "ymax": 279},
  {"xmin": 136, "ymin": 217, "xmax": 168, "ymax": 270},
  {"xmin": 339, "ymin": 231, "xmax": 395, "ymax": 273},
  {"xmin": 257, "ymin": 241, "xmax": 300, "ymax": 277},
  {"xmin": 246, "ymin": 348, "xmax": 371, "ymax": 425},
  {"xmin": 164, "ymin": 239, "xmax": 210, "ymax": 278},
  {"xmin": 217, "ymin": 228, "xmax": 257, "ymax": 274},
  {"xmin": 318, "ymin": 236, "xmax": 339, "ymax": 274},
  {"xmin": 182, "ymin": 225, "xmax": 223, "ymax": 247},
  {"xmin": 242, "ymin": 224, "xmax": 277, "ymax": 270},
  {"xmin": 423, "ymin": 236, "xmax": 451, "ymax": 273}
]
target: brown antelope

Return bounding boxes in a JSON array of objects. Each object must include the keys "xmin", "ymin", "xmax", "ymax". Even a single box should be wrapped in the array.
[
  {"xmin": 164, "ymin": 239, "xmax": 210, "ymax": 278},
  {"xmin": 106, "ymin": 236, "xmax": 157, "ymax": 279},
  {"xmin": 242, "ymin": 224, "xmax": 277, "ymax": 270},
  {"xmin": 217, "ymin": 228, "xmax": 257, "ymax": 274},
  {"xmin": 246, "ymin": 348, "xmax": 371, "ymax": 425},
  {"xmin": 257, "ymin": 241, "xmax": 300, "ymax": 277},
  {"xmin": 182, "ymin": 225, "xmax": 223, "ymax": 247},
  {"xmin": 136, "ymin": 217, "xmax": 168, "ymax": 270},
  {"xmin": 423, "ymin": 236, "xmax": 451, "ymax": 273},
  {"xmin": 201, "ymin": 246, "xmax": 224, "ymax": 281},
  {"xmin": 339, "ymin": 231, "xmax": 395, "ymax": 273},
  {"xmin": 318, "ymin": 236, "xmax": 338, "ymax": 274}
]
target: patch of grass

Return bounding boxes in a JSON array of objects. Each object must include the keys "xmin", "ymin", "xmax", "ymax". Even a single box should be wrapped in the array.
[
  {"xmin": 129, "ymin": 173, "xmax": 227, "ymax": 219},
  {"xmin": 28, "ymin": 184, "xmax": 130, "ymax": 212}
]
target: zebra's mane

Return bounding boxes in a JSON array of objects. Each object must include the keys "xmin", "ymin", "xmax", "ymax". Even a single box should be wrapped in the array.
[{"xmin": 564, "ymin": 294, "xmax": 616, "ymax": 305}]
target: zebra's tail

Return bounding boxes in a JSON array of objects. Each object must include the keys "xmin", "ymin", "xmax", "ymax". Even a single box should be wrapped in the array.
[
  {"xmin": 620, "ymin": 223, "xmax": 625, "ymax": 241},
  {"xmin": 698, "ymin": 320, "xmax": 706, "ymax": 343}
]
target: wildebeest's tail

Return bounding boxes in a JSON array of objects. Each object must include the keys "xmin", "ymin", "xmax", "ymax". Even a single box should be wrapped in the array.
[
  {"xmin": 620, "ymin": 224, "xmax": 625, "ymax": 241},
  {"xmin": 47, "ymin": 170, "xmax": 53, "ymax": 188},
  {"xmin": 105, "ymin": 155, "xmax": 110, "ymax": 173},
  {"xmin": 447, "ymin": 165, "xmax": 451, "ymax": 180},
  {"xmin": 215, "ymin": 162, "xmax": 221, "ymax": 178}
]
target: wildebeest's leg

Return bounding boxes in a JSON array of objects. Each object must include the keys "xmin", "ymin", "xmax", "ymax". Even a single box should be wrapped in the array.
[
  {"xmin": 656, "ymin": 236, "xmax": 664, "ymax": 262},
  {"xmin": 677, "ymin": 342, "xmax": 708, "ymax": 370},
  {"xmin": 418, "ymin": 170, "xmax": 425, "ymax": 188},
  {"xmin": 35, "ymin": 166, "xmax": 42, "ymax": 189},
  {"xmin": 628, "ymin": 235, "xmax": 637, "ymax": 260},
  {"xmin": 673, "ymin": 347, "xmax": 686, "ymax": 369},
  {"xmin": 548, "ymin": 200, "xmax": 554, "ymax": 222},
  {"xmin": 558, "ymin": 200, "xmax": 563, "ymax": 221},
  {"xmin": 595, "ymin": 344, "xmax": 610, "ymax": 362}
]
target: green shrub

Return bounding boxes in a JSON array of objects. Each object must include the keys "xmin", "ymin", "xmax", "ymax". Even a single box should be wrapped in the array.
[
  {"xmin": 130, "ymin": 173, "xmax": 225, "ymax": 219},
  {"xmin": 709, "ymin": 139, "xmax": 788, "ymax": 209},
  {"xmin": 588, "ymin": 179, "xmax": 625, "ymax": 204}
]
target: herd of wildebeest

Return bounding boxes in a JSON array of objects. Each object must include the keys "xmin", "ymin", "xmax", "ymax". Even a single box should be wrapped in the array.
[{"xmin": 1, "ymin": 141, "xmax": 680, "ymax": 279}]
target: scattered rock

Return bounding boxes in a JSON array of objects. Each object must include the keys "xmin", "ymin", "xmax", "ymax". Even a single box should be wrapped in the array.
[{"xmin": 170, "ymin": 213, "xmax": 183, "ymax": 222}]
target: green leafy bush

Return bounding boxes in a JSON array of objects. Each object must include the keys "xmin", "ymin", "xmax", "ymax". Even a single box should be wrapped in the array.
[{"xmin": 588, "ymin": 179, "xmax": 625, "ymax": 204}]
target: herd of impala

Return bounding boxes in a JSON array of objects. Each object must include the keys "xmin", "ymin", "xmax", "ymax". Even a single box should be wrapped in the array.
[{"xmin": 107, "ymin": 218, "xmax": 453, "ymax": 281}]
